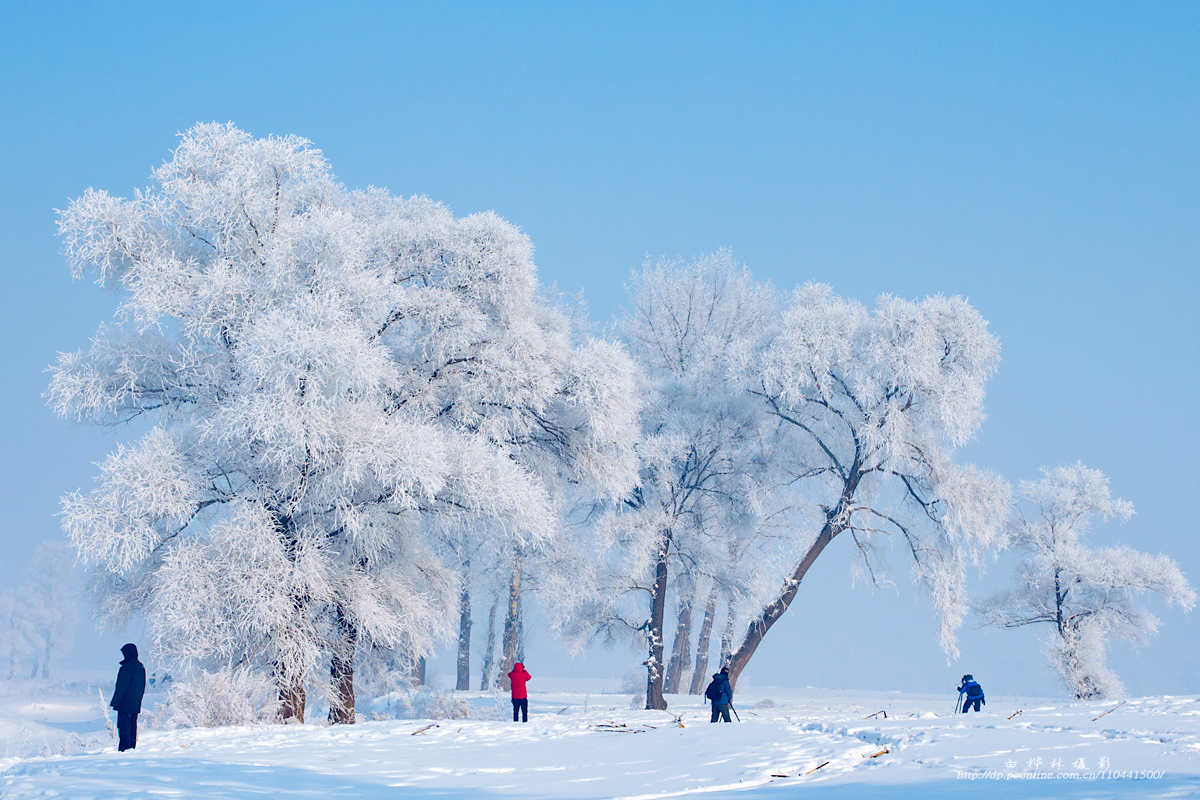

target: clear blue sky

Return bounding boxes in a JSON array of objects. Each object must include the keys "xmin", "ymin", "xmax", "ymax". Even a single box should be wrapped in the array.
[{"xmin": 1, "ymin": 2, "xmax": 1197, "ymax": 696}]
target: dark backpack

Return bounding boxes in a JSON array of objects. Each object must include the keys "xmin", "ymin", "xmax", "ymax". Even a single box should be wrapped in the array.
[{"xmin": 706, "ymin": 676, "xmax": 732, "ymax": 705}]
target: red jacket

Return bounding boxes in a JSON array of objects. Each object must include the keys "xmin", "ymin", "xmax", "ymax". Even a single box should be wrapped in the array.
[{"xmin": 508, "ymin": 662, "xmax": 531, "ymax": 699}]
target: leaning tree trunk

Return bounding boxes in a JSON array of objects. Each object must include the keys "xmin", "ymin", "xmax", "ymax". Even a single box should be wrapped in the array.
[
  {"xmin": 328, "ymin": 607, "xmax": 358, "ymax": 724},
  {"xmin": 663, "ymin": 584, "xmax": 695, "ymax": 695},
  {"xmin": 479, "ymin": 596, "xmax": 498, "ymax": 691},
  {"xmin": 725, "ymin": 468, "xmax": 860, "ymax": 690},
  {"xmin": 644, "ymin": 531, "xmax": 671, "ymax": 711},
  {"xmin": 499, "ymin": 558, "xmax": 523, "ymax": 691},
  {"xmin": 688, "ymin": 582, "xmax": 720, "ymax": 695},
  {"xmin": 456, "ymin": 572, "xmax": 472, "ymax": 691}
]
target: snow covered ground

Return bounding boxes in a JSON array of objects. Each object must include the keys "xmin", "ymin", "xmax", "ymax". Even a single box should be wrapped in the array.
[{"xmin": 2, "ymin": 683, "xmax": 1199, "ymax": 798}]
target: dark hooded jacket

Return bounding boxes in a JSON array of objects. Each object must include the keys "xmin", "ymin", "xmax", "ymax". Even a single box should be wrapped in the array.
[
  {"xmin": 705, "ymin": 673, "xmax": 733, "ymax": 706},
  {"xmin": 111, "ymin": 643, "xmax": 147, "ymax": 714}
]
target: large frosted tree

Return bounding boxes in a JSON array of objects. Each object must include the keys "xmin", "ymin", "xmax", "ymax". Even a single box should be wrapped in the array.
[
  {"xmin": 552, "ymin": 253, "xmax": 777, "ymax": 709},
  {"xmin": 979, "ymin": 463, "xmax": 1195, "ymax": 699},
  {"xmin": 51, "ymin": 123, "xmax": 638, "ymax": 722},
  {"xmin": 0, "ymin": 590, "xmax": 31, "ymax": 681},
  {"xmin": 20, "ymin": 542, "xmax": 78, "ymax": 679},
  {"xmin": 723, "ymin": 283, "xmax": 1011, "ymax": 686}
]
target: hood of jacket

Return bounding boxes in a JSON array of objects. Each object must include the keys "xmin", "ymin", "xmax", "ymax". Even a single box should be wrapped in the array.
[{"xmin": 121, "ymin": 643, "xmax": 139, "ymax": 663}]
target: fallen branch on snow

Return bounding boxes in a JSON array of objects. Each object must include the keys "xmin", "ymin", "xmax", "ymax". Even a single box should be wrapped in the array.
[
  {"xmin": 588, "ymin": 722, "xmax": 643, "ymax": 733},
  {"xmin": 1092, "ymin": 701, "xmax": 1126, "ymax": 723}
]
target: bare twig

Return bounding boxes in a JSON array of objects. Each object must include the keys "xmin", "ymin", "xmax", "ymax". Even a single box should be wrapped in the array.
[{"xmin": 1092, "ymin": 701, "xmax": 1125, "ymax": 722}]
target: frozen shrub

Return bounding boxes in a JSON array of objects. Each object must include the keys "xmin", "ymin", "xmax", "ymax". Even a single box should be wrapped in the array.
[
  {"xmin": 417, "ymin": 689, "xmax": 469, "ymax": 720},
  {"xmin": 369, "ymin": 687, "xmax": 468, "ymax": 720},
  {"xmin": 149, "ymin": 667, "xmax": 280, "ymax": 729}
]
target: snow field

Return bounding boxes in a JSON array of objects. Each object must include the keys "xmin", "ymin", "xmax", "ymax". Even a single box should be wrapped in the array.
[
  {"xmin": 0, "ymin": 694, "xmax": 110, "ymax": 775},
  {"xmin": 3, "ymin": 687, "xmax": 1200, "ymax": 798}
]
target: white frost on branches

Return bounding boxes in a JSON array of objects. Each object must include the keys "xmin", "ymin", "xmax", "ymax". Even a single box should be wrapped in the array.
[
  {"xmin": 978, "ymin": 463, "xmax": 1196, "ymax": 699},
  {"xmin": 735, "ymin": 283, "xmax": 1010, "ymax": 664},
  {"xmin": 49, "ymin": 123, "xmax": 639, "ymax": 711},
  {"xmin": 548, "ymin": 252, "xmax": 778, "ymax": 707}
]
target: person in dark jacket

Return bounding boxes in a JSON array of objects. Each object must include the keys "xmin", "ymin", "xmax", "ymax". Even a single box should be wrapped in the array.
[
  {"xmin": 508, "ymin": 661, "xmax": 531, "ymax": 722},
  {"xmin": 111, "ymin": 643, "xmax": 147, "ymax": 751},
  {"xmin": 957, "ymin": 674, "xmax": 985, "ymax": 713},
  {"xmin": 705, "ymin": 668, "xmax": 733, "ymax": 723}
]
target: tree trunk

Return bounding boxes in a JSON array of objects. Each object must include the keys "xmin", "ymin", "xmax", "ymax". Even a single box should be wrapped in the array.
[
  {"xmin": 499, "ymin": 558, "xmax": 523, "ymax": 691},
  {"xmin": 1054, "ymin": 568, "xmax": 1066, "ymax": 637},
  {"xmin": 663, "ymin": 584, "xmax": 695, "ymax": 695},
  {"xmin": 644, "ymin": 533, "xmax": 671, "ymax": 711},
  {"xmin": 276, "ymin": 515, "xmax": 308, "ymax": 723},
  {"xmin": 688, "ymin": 583, "xmax": 719, "ymax": 695},
  {"xmin": 718, "ymin": 593, "xmax": 737, "ymax": 669},
  {"xmin": 412, "ymin": 655, "xmax": 427, "ymax": 686},
  {"xmin": 479, "ymin": 596, "xmax": 498, "ymax": 691},
  {"xmin": 278, "ymin": 672, "xmax": 306, "ymax": 723},
  {"xmin": 328, "ymin": 608, "xmax": 358, "ymax": 724},
  {"xmin": 41, "ymin": 634, "xmax": 50, "ymax": 679},
  {"xmin": 456, "ymin": 577, "xmax": 472, "ymax": 691},
  {"xmin": 516, "ymin": 605, "xmax": 525, "ymax": 664},
  {"xmin": 725, "ymin": 469, "xmax": 860, "ymax": 690}
]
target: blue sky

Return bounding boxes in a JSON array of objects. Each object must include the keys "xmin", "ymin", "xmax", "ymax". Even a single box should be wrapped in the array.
[{"xmin": 1, "ymin": 2, "xmax": 1197, "ymax": 696}]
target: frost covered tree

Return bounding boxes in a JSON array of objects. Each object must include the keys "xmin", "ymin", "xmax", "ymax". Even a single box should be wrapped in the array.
[
  {"xmin": 435, "ymin": 519, "xmax": 513, "ymax": 692},
  {"xmin": 724, "ymin": 284, "xmax": 1011, "ymax": 687},
  {"xmin": 50, "ymin": 123, "xmax": 639, "ymax": 723},
  {"xmin": 20, "ymin": 542, "xmax": 79, "ymax": 679},
  {"xmin": 0, "ymin": 590, "xmax": 32, "ymax": 681},
  {"xmin": 978, "ymin": 463, "xmax": 1196, "ymax": 699},
  {"xmin": 552, "ymin": 253, "xmax": 777, "ymax": 709}
]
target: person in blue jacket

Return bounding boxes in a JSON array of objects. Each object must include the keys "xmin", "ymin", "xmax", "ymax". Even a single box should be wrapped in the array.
[
  {"xmin": 110, "ymin": 643, "xmax": 147, "ymax": 751},
  {"xmin": 705, "ymin": 667, "xmax": 733, "ymax": 723},
  {"xmin": 958, "ymin": 674, "xmax": 985, "ymax": 713}
]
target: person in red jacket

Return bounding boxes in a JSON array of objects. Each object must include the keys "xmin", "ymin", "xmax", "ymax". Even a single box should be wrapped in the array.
[{"xmin": 508, "ymin": 661, "xmax": 531, "ymax": 722}]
